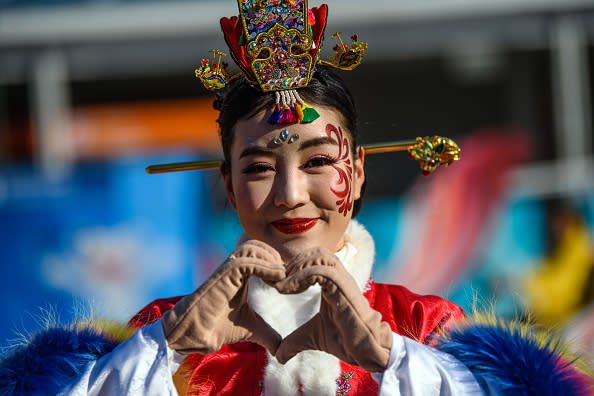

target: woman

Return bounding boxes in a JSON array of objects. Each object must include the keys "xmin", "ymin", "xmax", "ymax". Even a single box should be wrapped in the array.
[
  {"xmin": 124, "ymin": 68, "xmax": 474, "ymax": 395},
  {"xmin": 45, "ymin": 66, "xmax": 480, "ymax": 396},
  {"xmin": 0, "ymin": 67, "xmax": 480, "ymax": 396},
  {"xmin": 2, "ymin": 1, "xmax": 591, "ymax": 394}
]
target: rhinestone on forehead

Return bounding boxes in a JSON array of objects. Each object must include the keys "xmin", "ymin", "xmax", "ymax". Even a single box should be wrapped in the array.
[{"xmin": 272, "ymin": 129, "xmax": 299, "ymax": 145}]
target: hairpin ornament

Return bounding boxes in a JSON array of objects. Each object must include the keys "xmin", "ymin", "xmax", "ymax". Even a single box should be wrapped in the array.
[
  {"xmin": 194, "ymin": 0, "xmax": 368, "ymax": 125},
  {"xmin": 318, "ymin": 32, "xmax": 368, "ymax": 70},
  {"xmin": 146, "ymin": 136, "xmax": 460, "ymax": 175}
]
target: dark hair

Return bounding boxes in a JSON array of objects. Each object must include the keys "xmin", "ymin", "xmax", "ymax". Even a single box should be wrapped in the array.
[{"xmin": 216, "ymin": 66, "xmax": 366, "ymax": 216}]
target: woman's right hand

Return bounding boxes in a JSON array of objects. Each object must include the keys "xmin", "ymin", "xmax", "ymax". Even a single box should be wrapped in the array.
[
  {"xmin": 275, "ymin": 247, "xmax": 393, "ymax": 372},
  {"xmin": 162, "ymin": 240, "xmax": 285, "ymax": 355}
]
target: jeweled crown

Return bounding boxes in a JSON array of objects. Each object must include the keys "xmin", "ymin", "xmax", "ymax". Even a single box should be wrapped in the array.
[{"xmin": 195, "ymin": 0, "xmax": 367, "ymax": 124}]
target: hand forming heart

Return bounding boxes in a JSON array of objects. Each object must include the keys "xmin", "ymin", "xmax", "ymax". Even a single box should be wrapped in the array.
[
  {"xmin": 274, "ymin": 247, "xmax": 393, "ymax": 372},
  {"xmin": 162, "ymin": 242, "xmax": 392, "ymax": 372}
]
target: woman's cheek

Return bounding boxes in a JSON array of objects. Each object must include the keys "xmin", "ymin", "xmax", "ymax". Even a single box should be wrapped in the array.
[
  {"xmin": 324, "ymin": 124, "xmax": 354, "ymax": 216},
  {"xmin": 313, "ymin": 170, "xmax": 344, "ymax": 210},
  {"xmin": 307, "ymin": 161, "xmax": 353, "ymax": 214},
  {"xmin": 241, "ymin": 179, "xmax": 272, "ymax": 209}
]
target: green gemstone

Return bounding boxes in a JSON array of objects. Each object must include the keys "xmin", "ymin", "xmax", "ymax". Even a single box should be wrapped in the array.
[{"xmin": 301, "ymin": 107, "xmax": 320, "ymax": 123}]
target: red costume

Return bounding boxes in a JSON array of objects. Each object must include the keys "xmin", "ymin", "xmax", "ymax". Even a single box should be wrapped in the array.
[{"xmin": 130, "ymin": 281, "xmax": 464, "ymax": 396}]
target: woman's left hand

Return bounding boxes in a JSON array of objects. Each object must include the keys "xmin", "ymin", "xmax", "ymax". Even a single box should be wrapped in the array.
[
  {"xmin": 162, "ymin": 240, "xmax": 286, "ymax": 356},
  {"xmin": 274, "ymin": 247, "xmax": 393, "ymax": 372}
]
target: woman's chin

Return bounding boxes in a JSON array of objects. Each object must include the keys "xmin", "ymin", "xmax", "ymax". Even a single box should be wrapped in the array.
[
  {"xmin": 270, "ymin": 238, "xmax": 338, "ymax": 263},
  {"xmin": 243, "ymin": 228, "xmax": 345, "ymax": 263}
]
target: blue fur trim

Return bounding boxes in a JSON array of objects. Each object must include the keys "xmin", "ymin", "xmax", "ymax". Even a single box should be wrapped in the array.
[
  {"xmin": 435, "ymin": 322, "xmax": 590, "ymax": 396},
  {"xmin": 0, "ymin": 327, "xmax": 119, "ymax": 395}
]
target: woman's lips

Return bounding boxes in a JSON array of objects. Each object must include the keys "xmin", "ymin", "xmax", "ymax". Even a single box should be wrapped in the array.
[{"xmin": 271, "ymin": 218, "xmax": 318, "ymax": 234}]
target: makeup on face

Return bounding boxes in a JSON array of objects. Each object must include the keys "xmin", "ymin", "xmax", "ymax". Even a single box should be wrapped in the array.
[
  {"xmin": 270, "ymin": 218, "xmax": 319, "ymax": 234},
  {"xmin": 272, "ymin": 129, "xmax": 300, "ymax": 145},
  {"xmin": 326, "ymin": 123, "xmax": 354, "ymax": 216},
  {"xmin": 224, "ymin": 106, "xmax": 364, "ymax": 261}
]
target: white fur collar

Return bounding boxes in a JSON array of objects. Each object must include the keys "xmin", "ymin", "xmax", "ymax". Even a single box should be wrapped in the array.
[{"xmin": 247, "ymin": 220, "xmax": 375, "ymax": 396}]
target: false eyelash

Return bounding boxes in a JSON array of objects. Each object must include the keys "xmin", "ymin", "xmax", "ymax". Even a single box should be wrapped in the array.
[
  {"xmin": 242, "ymin": 162, "xmax": 275, "ymax": 174},
  {"xmin": 303, "ymin": 154, "xmax": 338, "ymax": 168}
]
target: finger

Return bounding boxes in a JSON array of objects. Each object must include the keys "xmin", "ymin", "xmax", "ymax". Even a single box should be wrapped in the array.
[
  {"xmin": 242, "ymin": 308, "xmax": 283, "ymax": 355},
  {"xmin": 284, "ymin": 247, "xmax": 338, "ymax": 276},
  {"xmin": 275, "ymin": 266, "xmax": 331, "ymax": 295},
  {"xmin": 283, "ymin": 247, "xmax": 325, "ymax": 275},
  {"xmin": 275, "ymin": 316, "xmax": 322, "ymax": 364},
  {"xmin": 243, "ymin": 258, "xmax": 286, "ymax": 283}
]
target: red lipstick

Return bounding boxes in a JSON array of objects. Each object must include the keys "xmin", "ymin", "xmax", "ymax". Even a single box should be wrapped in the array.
[{"xmin": 271, "ymin": 218, "xmax": 318, "ymax": 234}]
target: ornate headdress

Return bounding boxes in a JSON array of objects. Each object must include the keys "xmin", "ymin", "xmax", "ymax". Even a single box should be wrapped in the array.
[
  {"xmin": 147, "ymin": 1, "xmax": 460, "ymax": 174},
  {"xmin": 195, "ymin": 0, "xmax": 367, "ymax": 125}
]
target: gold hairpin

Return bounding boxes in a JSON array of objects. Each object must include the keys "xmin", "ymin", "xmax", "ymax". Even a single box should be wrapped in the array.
[{"xmin": 145, "ymin": 136, "xmax": 460, "ymax": 176}]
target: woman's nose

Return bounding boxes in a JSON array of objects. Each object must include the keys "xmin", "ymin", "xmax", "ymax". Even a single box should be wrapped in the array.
[{"xmin": 273, "ymin": 169, "xmax": 309, "ymax": 208}]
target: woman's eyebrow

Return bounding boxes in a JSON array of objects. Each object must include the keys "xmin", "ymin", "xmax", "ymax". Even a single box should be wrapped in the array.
[
  {"xmin": 298, "ymin": 136, "xmax": 338, "ymax": 151},
  {"xmin": 239, "ymin": 146, "xmax": 275, "ymax": 159}
]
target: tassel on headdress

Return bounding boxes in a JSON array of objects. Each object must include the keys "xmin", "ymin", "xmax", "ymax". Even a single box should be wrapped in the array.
[{"xmin": 268, "ymin": 90, "xmax": 320, "ymax": 124}]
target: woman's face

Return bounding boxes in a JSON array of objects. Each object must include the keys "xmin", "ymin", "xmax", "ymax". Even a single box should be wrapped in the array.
[{"xmin": 222, "ymin": 106, "xmax": 365, "ymax": 262}]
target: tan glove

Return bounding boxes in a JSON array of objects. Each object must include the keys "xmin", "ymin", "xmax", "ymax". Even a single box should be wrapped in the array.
[
  {"xmin": 274, "ymin": 247, "xmax": 393, "ymax": 372},
  {"xmin": 162, "ymin": 240, "xmax": 285, "ymax": 355}
]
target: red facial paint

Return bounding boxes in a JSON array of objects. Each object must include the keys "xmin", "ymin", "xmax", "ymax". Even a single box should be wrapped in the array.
[
  {"xmin": 271, "ymin": 218, "xmax": 319, "ymax": 234},
  {"xmin": 326, "ymin": 124, "xmax": 353, "ymax": 216}
]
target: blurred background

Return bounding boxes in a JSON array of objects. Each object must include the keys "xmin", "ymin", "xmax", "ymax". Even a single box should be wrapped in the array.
[{"xmin": 1, "ymin": 0, "xmax": 594, "ymax": 362}]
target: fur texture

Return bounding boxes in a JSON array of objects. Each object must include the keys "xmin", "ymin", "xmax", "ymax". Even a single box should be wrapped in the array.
[
  {"xmin": 0, "ymin": 327, "xmax": 116, "ymax": 395},
  {"xmin": 435, "ymin": 315, "xmax": 594, "ymax": 396},
  {"xmin": 0, "ymin": 320, "xmax": 133, "ymax": 396},
  {"xmin": 248, "ymin": 220, "xmax": 375, "ymax": 396}
]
